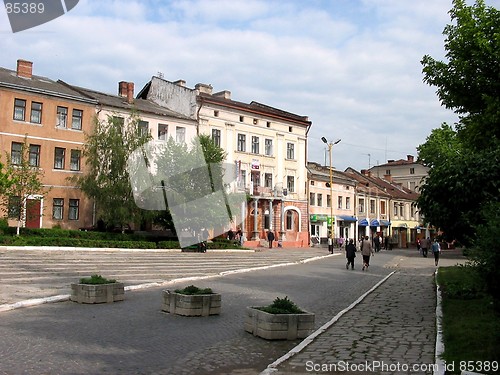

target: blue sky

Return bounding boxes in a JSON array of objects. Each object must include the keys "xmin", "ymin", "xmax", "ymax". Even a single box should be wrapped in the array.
[{"xmin": 1, "ymin": 0, "xmax": 498, "ymax": 170}]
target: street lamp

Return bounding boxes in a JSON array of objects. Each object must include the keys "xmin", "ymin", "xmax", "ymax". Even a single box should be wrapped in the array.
[{"xmin": 321, "ymin": 137, "xmax": 341, "ymax": 252}]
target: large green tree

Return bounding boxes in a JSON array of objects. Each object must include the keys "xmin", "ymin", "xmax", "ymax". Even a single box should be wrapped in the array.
[
  {"xmin": 418, "ymin": 0, "xmax": 500, "ymax": 245},
  {"xmin": 75, "ymin": 113, "xmax": 152, "ymax": 230}
]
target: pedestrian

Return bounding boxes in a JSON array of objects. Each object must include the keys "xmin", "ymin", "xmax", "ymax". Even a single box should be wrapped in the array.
[
  {"xmin": 421, "ymin": 237, "xmax": 431, "ymax": 257},
  {"xmin": 384, "ymin": 235, "xmax": 389, "ymax": 250},
  {"xmin": 431, "ymin": 238, "xmax": 441, "ymax": 266},
  {"xmin": 416, "ymin": 238, "xmax": 421, "ymax": 254},
  {"xmin": 328, "ymin": 236, "xmax": 333, "ymax": 253},
  {"xmin": 374, "ymin": 234, "xmax": 381, "ymax": 252},
  {"xmin": 345, "ymin": 239, "xmax": 356, "ymax": 270},
  {"xmin": 267, "ymin": 230, "xmax": 275, "ymax": 248},
  {"xmin": 360, "ymin": 235, "xmax": 374, "ymax": 271}
]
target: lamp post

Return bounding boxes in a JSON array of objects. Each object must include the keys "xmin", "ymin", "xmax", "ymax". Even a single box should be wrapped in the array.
[{"xmin": 321, "ymin": 137, "xmax": 341, "ymax": 252}]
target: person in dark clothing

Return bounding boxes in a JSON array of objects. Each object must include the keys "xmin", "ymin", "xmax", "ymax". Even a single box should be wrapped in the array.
[
  {"xmin": 345, "ymin": 239, "xmax": 356, "ymax": 270},
  {"xmin": 227, "ymin": 229, "xmax": 235, "ymax": 241},
  {"xmin": 374, "ymin": 234, "xmax": 381, "ymax": 252},
  {"xmin": 267, "ymin": 230, "xmax": 275, "ymax": 248}
]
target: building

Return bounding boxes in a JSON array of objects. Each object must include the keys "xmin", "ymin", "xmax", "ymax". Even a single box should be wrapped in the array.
[
  {"xmin": 369, "ymin": 155, "xmax": 429, "ymax": 192},
  {"xmin": 307, "ymin": 162, "xmax": 356, "ymax": 246},
  {"xmin": 0, "ymin": 59, "xmax": 97, "ymax": 230},
  {"xmin": 138, "ymin": 77, "xmax": 312, "ymax": 247},
  {"xmin": 345, "ymin": 168, "xmax": 422, "ymax": 248}
]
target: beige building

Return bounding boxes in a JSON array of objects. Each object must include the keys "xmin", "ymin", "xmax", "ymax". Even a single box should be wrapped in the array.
[
  {"xmin": 138, "ymin": 77, "xmax": 312, "ymax": 247},
  {"xmin": 0, "ymin": 59, "xmax": 96, "ymax": 230},
  {"xmin": 307, "ymin": 162, "xmax": 357, "ymax": 246},
  {"xmin": 369, "ymin": 155, "xmax": 429, "ymax": 192}
]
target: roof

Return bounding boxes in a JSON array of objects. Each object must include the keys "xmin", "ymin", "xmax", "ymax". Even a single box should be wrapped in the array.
[
  {"xmin": 307, "ymin": 162, "xmax": 356, "ymax": 186},
  {"xmin": 63, "ymin": 82, "xmax": 193, "ymax": 121},
  {"xmin": 0, "ymin": 66, "xmax": 96, "ymax": 104}
]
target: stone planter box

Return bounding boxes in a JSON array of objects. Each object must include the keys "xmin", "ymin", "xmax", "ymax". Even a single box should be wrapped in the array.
[
  {"xmin": 244, "ymin": 307, "xmax": 315, "ymax": 340},
  {"xmin": 162, "ymin": 290, "xmax": 221, "ymax": 316},
  {"xmin": 70, "ymin": 282, "xmax": 125, "ymax": 304}
]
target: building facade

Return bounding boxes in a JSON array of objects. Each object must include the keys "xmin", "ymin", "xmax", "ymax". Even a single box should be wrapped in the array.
[
  {"xmin": 138, "ymin": 77, "xmax": 312, "ymax": 247},
  {"xmin": 369, "ymin": 155, "xmax": 429, "ymax": 192},
  {"xmin": 0, "ymin": 59, "xmax": 96, "ymax": 230}
]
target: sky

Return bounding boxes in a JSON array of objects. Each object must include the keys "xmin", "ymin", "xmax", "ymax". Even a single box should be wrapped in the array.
[{"xmin": 1, "ymin": 0, "xmax": 498, "ymax": 171}]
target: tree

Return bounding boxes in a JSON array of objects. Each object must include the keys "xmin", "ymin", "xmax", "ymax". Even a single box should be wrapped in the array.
[
  {"xmin": 418, "ymin": 0, "xmax": 500, "ymax": 245},
  {"xmin": 75, "ymin": 113, "xmax": 152, "ymax": 230},
  {"xmin": 0, "ymin": 137, "xmax": 47, "ymax": 235}
]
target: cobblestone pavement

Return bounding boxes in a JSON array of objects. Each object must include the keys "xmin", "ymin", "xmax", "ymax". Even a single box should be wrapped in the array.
[
  {"xmin": 0, "ymin": 247, "xmax": 466, "ymax": 374},
  {"xmin": 266, "ymin": 249, "xmax": 467, "ymax": 375}
]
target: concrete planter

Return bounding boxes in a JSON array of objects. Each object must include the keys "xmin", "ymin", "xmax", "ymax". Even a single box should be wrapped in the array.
[
  {"xmin": 244, "ymin": 307, "xmax": 315, "ymax": 340},
  {"xmin": 162, "ymin": 290, "xmax": 221, "ymax": 316},
  {"xmin": 70, "ymin": 282, "xmax": 125, "ymax": 304}
]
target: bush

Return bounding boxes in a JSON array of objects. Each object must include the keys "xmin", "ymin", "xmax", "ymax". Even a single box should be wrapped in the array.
[
  {"xmin": 157, "ymin": 241, "xmax": 180, "ymax": 249},
  {"xmin": 174, "ymin": 285, "xmax": 213, "ymax": 295},
  {"xmin": 257, "ymin": 296, "xmax": 304, "ymax": 314},
  {"xmin": 79, "ymin": 274, "xmax": 117, "ymax": 284},
  {"xmin": 0, "ymin": 236, "xmax": 157, "ymax": 249}
]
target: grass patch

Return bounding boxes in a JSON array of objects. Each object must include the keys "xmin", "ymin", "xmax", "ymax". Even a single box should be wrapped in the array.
[{"xmin": 437, "ymin": 266, "xmax": 499, "ymax": 373}]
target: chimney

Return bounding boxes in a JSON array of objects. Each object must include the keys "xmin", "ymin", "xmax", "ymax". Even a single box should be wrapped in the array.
[
  {"xmin": 388, "ymin": 159, "xmax": 395, "ymax": 163},
  {"xmin": 195, "ymin": 83, "xmax": 213, "ymax": 95},
  {"xmin": 213, "ymin": 90, "xmax": 231, "ymax": 100},
  {"xmin": 118, "ymin": 81, "xmax": 134, "ymax": 104},
  {"xmin": 384, "ymin": 174, "xmax": 393, "ymax": 182},
  {"xmin": 407, "ymin": 155, "xmax": 414, "ymax": 162},
  {"xmin": 127, "ymin": 82, "xmax": 134, "ymax": 104},
  {"xmin": 17, "ymin": 59, "xmax": 33, "ymax": 78},
  {"xmin": 173, "ymin": 79, "xmax": 186, "ymax": 87}
]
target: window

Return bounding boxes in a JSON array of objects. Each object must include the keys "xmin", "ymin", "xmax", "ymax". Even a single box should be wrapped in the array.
[
  {"xmin": 264, "ymin": 173, "xmax": 272, "ymax": 188},
  {"xmin": 317, "ymin": 194, "xmax": 323, "ymax": 207},
  {"xmin": 370, "ymin": 199, "xmax": 376, "ymax": 214},
  {"xmin": 113, "ymin": 116, "xmax": 125, "ymax": 126},
  {"xmin": 71, "ymin": 109, "xmax": 83, "ymax": 130},
  {"xmin": 346, "ymin": 197, "xmax": 350, "ymax": 209},
  {"xmin": 8, "ymin": 196, "xmax": 21, "ymax": 219},
  {"xmin": 158, "ymin": 124, "xmax": 168, "ymax": 140},
  {"xmin": 70, "ymin": 149, "xmax": 81, "ymax": 171},
  {"xmin": 214, "ymin": 110, "xmax": 219, "ymax": 117},
  {"xmin": 287, "ymin": 176, "xmax": 295, "ymax": 193},
  {"xmin": 53, "ymin": 198, "xmax": 64, "ymax": 220},
  {"xmin": 69, "ymin": 199, "xmax": 79, "ymax": 220},
  {"xmin": 410, "ymin": 181, "xmax": 416, "ymax": 191},
  {"xmin": 30, "ymin": 102, "xmax": 42, "ymax": 124},
  {"xmin": 385, "ymin": 169, "xmax": 391, "ymax": 175},
  {"xmin": 380, "ymin": 201, "xmax": 386, "ymax": 215},
  {"xmin": 264, "ymin": 139, "xmax": 273, "ymax": 156},
  {"xmin": 410, "ymin": 167, "xmax": 415, "ymax": 174},
  {"xmin": 14, "ymin": 98, "xmax": 26, "ymax": 121},
  {"xmin": 394, "ymin": 202, "xmax": 399, "ymax": 216},
  {"xmin": 237, "ymin": 134, "xmax": 246, "ymax": 152},
  {"xmin": 411, "ymin": 205, "xmax": 416, "ymax": 218},
  {"xmin": 251, "ymin": 136, "xmax": 259, "ymax": 154},
  {"xmin": 286, "ymin": 143, "xmax": 295, "ymax": 159},
  {"xmin": 309, "ymin": 192, "xmax": 315, "ymax": 206},
  {"xmin": 288, "ymin": 126, "xmax": 293, "ymax": 132},
  {"xmin": 29, "ymin": 144, "xmax": 40, "ymax": 167},
  {"xmin": 239, "ymin": 116, "xmax": 244, "ymax": 122},
  {"xmin": 338, "ymin": 196, "xmax": 343, "ymax": 209},
  {"xmin": 400, "ymin": 204, "xmax": 404, "ymax": 217},
  {"xmin": 11, "ymin": 142, "xmax": 22, "ymax": 165},
  {"xmin": 327, "ymin": 194, "xmax": 331, "ymax": 208},
  {"xmin": 138, "ymin": 120, "xmax": 149, "ymax": 136},
  {"xmin": 358, "ymin": 198, "xmax": 365, "ymax": 213},
  {"xmin": 239, "ymin": 169, "xmax": 246, "ymax": 189},
  {"xmin": 212, "ymin": 129, "xmax": 221, "ymax": 147},
  {"xmin": 56, "ymin": 106, "xmax": 68, "ymax": 128},
  {"xmin": 54, "ymin": 147, "xmax": 65, "ymax": 169},
  {"xmin": 175, "ymin": 126, "xmax": 185, "ymax": 143},
  {"xmin": 266, "ymin": 121, "xmax": 271, "ymax": 128},
  {"xmin": 253, "ymin": 118, "xmax": 258, "ymax": 125}
]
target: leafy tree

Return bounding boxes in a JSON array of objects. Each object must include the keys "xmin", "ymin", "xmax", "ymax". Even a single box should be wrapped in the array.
[
  {"xmin": 418, "ymin": 0, "xmax": 500, "ymax": 245},
  {"xmin": 0, "ymin": 137, "xmax": 47, "ymax": 235},
  {"xmin": 75, "ymin": 113, "xmax": 152, "ymax": 230}
]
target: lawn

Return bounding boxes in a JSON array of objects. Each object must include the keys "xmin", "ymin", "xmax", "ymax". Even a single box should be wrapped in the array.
[{"xmin": 437, "ymin": 266, "xmax": 499, "ymax": 374}]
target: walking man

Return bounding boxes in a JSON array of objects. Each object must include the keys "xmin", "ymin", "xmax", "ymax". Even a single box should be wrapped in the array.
[
  {"xmin": 431, "ymin": 238, "xmax": 441, "ymax": 266},
  {"xmin": 360, "ymin": 236, "xmax": 374, "ymax": 271},
  {"xmin": 267, "ymin": 230, "xmax": 275, "ymax": 249},
  {"xmin": 421, "ymin": 237, "xmax": 431, "ymax": 257}
]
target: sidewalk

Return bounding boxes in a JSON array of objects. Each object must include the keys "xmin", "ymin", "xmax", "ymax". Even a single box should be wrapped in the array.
[{"xmin": 262, "ymin": 249, "xmax": 466, "ymax": 375}]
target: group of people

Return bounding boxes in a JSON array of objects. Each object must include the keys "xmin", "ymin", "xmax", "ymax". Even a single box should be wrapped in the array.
[
  {"xmin": 417, "ymin": 237, "xmax": 441, "ymax": 266},
  {"xmin": 344, "ymin": 236, "xmax": 375, "ymax": 271},
  {"xmin": 344, "ymin": 235, "xmax": 442, "ymax": 270}
]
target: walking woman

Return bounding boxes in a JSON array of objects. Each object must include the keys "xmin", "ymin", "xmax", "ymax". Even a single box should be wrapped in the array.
[
  {"xmin": 431, "ymin": 238, "xmax": 441, "ymax": 266},
  {"xmin": 345, "ymin": 239, "xmax": 356, "ymax": 270},
  {"xmin": 360, "ymin": 236, "xmax": 374, "ymax": 271}
]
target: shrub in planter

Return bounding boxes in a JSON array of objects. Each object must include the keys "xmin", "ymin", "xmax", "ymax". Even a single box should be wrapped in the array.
[
  {"xmin": 70, "ymin": 274, "xmax": 124, "ymax": 304},
  {"xmin": 244, "ymin": 296, "xmax": 315, "ymax": 340},
  {"xmin": 162, "ymin": 285, "xmax": 221, "ymax": 316}
]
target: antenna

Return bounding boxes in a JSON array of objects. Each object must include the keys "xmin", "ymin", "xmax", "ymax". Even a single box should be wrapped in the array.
[
  {"xmin": 363, "ymin": 153, "xmax": 371, "ymax": 169},
  {"xmin": 157, "ymin": 71, "xmax": 164, "ymax": 79}
]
